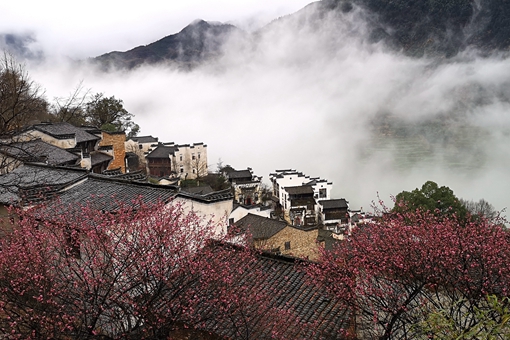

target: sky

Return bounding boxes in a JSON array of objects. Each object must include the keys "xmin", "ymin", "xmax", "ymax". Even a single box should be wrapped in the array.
[
  {"xmin": 0, "ymin": 0, "xmax": 312, "ymax": 58},
  {"xmin": 2, "ymin": 0, "xmax": 510, "ymax": 214}
]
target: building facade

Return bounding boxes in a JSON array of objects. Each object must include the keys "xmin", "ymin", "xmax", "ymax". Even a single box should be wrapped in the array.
[{"xmin": 145, "ymin": 142, "xmax": 208, "ymax": 180}]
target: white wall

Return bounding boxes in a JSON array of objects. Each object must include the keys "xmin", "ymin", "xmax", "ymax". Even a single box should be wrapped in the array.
[
  {"xmin": 171, "ymin": 196, "xmax": 232, "ymax": 236},
  {"xmin": 21, "ymin": 130, "xmax": 76, "ymax": 149},
  {"xmin": 229, "ymin": 205, "xmax": 272, "ymax": 223},
  {"xmin": 173, "ymin": 143, "xmax": 208, "ymax": 179}
]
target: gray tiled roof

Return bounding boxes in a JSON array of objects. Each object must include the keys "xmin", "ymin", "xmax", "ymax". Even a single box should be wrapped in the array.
[
  {"xmin": 305, "ymin": 178, "xmax": 332, "ymax": 186},
  {"xmin": 33, "ymin": 122, "xmax": 99, "ymax": 143},
  {"xmin": 190, "ymin": 242, "xmax": 350, "ymax": 339},
  {"xmin": 90, "ymin": 152, "xmax": 113, "ymax": 166},
  {"xmin": 235, "ymin": 213, "xmax": 288, "ymax": 239},
  {"xmin": 101, "ymin": 168, "xmax": 123, "ymax": 176},
  {"xmin": 285, "ymin": 185, "xmax": 314, "ymax": 195},
  {"xmin": 146, "ymin": 144, "xmax": 177, "ymax": 158},
  {"xmin": 176, "ymin": 188, "xmax": 233, "ymax": 203},
  {"xmin": 0, "ymin": 139, "xmax": 80, "ymax": 165},
  {"xmin": 129, "ymin": 135, "xmax": 159, "ymax": 143},
  {"xmin": 98, "ymin": 169, "xmax": 147, "ymax": 182},
  {"xmin": 50, "ymin": 176, "xmax": 178, "ymax": 212},
  {"xmin": 227, "ymin": 169, "xmax": 252, "ymax": 180},
  {"xmin": 320, "ymin": 199, "xmax": 349, "ymax": 209},
  {"xmin": 0, "ymin": 164, "xmax": 87, "ymax": 204}
]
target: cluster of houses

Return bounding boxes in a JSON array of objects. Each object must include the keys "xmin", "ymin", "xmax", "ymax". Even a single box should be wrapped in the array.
[
  {"xmin": 0, "ymin": 121, "xmax": 373, "ymax": 338},
  {"xmin": 0, "ymin": 121, "xmax": 372, "ymax": 257}
]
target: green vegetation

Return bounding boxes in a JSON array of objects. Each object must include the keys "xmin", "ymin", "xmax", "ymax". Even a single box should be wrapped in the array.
[
  {"xmin": 85, "ymin": 93, "xmax": 138, "ymax": 136},
  {"xmin": 416, "ymin": 295, "xmax": 510, "ymax": 339},
  {"xmin": 393, "ymin": 180, "xmax": 467, "ymax": 219}
]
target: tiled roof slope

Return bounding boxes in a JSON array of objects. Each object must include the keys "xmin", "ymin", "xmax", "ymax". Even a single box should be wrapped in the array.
[
  {"xmin": 33, "ymin": 122, "xmax": 99, "ymax": 143},
  {"xmin": 146, "ymin": 144, "xmax": 177, "ymax": 158},
  {"xmin": 129, "ymin": 135, "xmax": 159, "ymax": 143},
  {"xmin": 285, "ymin": 185, "xmax": 314, "ymax": 195},
  {"xmin": 90, "ymin": 151, "xmax": 113, "ymax": 166},
  {"xmin": 0, "ymin": 164, "xmax": 87, "ymax": 204},
  {"xmin": 176, "ymin": 188, "xmax": 233, "ymax": 203},
  {"xmin": 191, "ymin": 242, "xmax": 351, "ymax": 339},
  {"xmin": 52, "ymin": 176, "xmax": 178, "ymax": 212},
  {"xmin": 226, "ymin": 169, "xmax": 252, "ymax": 179},
  {"xmin": 320, "ymin": 199, "xmax": 349, "ymax": 209},
  {"xmin": 0, "ymin": 139, "xmax": 80, "ymax": 165},
  {"xmin": 99, "ymin": 169, "xmax": 147, "ymax": 182},
  {"xmin": 235, "ymin": 213, "xmax": 287, "ymax": 239}
]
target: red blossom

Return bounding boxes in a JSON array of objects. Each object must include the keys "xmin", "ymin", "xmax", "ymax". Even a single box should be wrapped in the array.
[{"xmin": 308, "ymin": 205, "xmax": 510, "ymax": 339}]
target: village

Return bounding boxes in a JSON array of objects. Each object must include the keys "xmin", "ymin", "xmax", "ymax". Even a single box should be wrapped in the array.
[
  {"xmin": 1, "ymin": 121, "xmax": 508, "ymax": 340},
  {"xmin": 0, "ymin": 121, "xmax": 366, "ymax": 338},
  {"xmin": 0, "ymin": 121, "xmax": 372, "ymax": 260},
  {"xmin": 2, "ymin": 0, "xmax": 510, "ymax": 335}
]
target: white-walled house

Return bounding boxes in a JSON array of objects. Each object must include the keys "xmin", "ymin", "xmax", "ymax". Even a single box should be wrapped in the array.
[
  {"xmin": 145, "ymin": 142, "xmax": 208, "ymax": 180},
  {"xmin": 127, "ymin": 135, "xmax": 159, "ymax": 154},
  {"xmin": 173, "ymin": 189, "xmax": 233, "ymax": 236},
  {"xmin": 269, "ymin": 169, "xmax": 333, "ymax": 207},
  {"xmin": 15, "ymin": 122, "xmax": 112, "ymax": 173},
  {"xmin": 269, "ymin": 169, "xmax": 333, "ymax": 227},
  {"xmin": 0, "ymin": 163, "xmax": 233, "ymax": 237},
  {"xmin": 223, "ymin": 168, "xmax": 263, "ymax": 205}
]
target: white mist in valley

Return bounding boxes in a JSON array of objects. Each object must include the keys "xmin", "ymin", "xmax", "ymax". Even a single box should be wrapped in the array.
[{"xmin": 30, "ymin": 4, "xmax": 510, "ymax": 213}]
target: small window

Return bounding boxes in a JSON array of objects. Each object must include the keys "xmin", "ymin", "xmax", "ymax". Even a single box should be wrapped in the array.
[
  {"xmin": 180, "ymin": 168, "xmax": 184, "ymax": 173},
  {"xmin": 198, "ymin": 153, "xmax": 201, "ymax": 159},
  {"xmin": 192, "ymin": 153, "xmax": 196, "ymax": 160},
  {"xmin": 284, "ymin": 241, "xmax": 291, "ymax": 250},
  {"xmin": 319, "ymin": 188, "xmax": 327, "ymax": 198},
  {"xmin": 180, "ymin": 155, "xmax": 183, "ymax": 161},
  {"xmin": 138, "ymin": 144, "xmax": 143, "ymax": 150}
]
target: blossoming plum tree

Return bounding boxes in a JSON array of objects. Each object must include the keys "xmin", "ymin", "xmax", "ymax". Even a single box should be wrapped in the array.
[
  {"xmin": 308, "ymin": 205, "xmax": 510, "ymax": 339},
  {"xmin": 0, "ymin": 199, "xmax": 294, "ymax": 339}
]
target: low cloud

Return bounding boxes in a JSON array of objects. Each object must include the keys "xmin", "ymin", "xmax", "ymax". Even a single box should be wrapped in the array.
[{"xmin": 29, "ymin": 3, "xmax": 510, "ymax": 212}]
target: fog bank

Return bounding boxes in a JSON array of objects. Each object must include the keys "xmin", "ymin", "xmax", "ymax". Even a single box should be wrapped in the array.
[{"xmin": 30, "ymin": 4, "xmax": 510, "ymax": 212}]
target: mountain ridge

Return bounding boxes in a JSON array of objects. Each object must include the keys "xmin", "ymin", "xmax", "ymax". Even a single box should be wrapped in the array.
[
  {"xmin": 90, "ymin": 0, "xmax": 510, "ymax": 70},
  {"xmin": 92, "ymin": 19, "xmax": 243, "ymax": 70}
]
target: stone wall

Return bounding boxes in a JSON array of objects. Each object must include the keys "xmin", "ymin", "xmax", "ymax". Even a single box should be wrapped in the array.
[
  {"xmin": 255, "ymin": 226, "xmax": 319, "ymax": 260},
  {"xmin": 100, "ymin": 132, "xmax": 126, "ymax": 172}
]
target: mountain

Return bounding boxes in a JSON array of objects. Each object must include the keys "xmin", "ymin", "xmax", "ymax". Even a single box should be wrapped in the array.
[
  {"xmin": 92, "ymin": 0, "xmax": 510, "ymax": 70},
  {"xmin": 92, "ymin": 20, "xmax": 243, "ymax": 70},
  {"xmin": 314, "ymin": 0, "xmax": 510, "ymax": 57},
  {"xmin": 0, "ymin": 33, "xmax": 44, "ymax": 61}
]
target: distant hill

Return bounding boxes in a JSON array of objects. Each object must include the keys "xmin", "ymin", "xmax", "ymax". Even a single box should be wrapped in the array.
[
  {"xmin": 92, "ymin": 20, "xmax": 243, "ymax": 70},
  {"xmin": 92, "ymin": 0, "xmax": 510, "ymax": 70},
  {"xmin": 314, "ymin": 0, "xmax": 510, "ymax": 57},
  {"xmin": 0, "ymin": 33, "xmax": 44, "ymax": 61}
]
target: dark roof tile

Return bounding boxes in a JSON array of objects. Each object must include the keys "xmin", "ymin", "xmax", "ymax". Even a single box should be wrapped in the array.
[
  {"xmin": 90, "ymin": 152, "xmax": 113, "ymax": 166},
  {"xmin": 192, "ymin": 242, "xmax": 351, "ymax": 339},
  {"xmin": 129, "ymin": 135, "xmax": 159, "ymax": 143},
  {"xmin": 0, "ymin": 139, "xmax": 80, "ymax": 165},
  {"xmin": 146, "ymin": 144, "xmax": 177, "ymax": 158},
  {"xmin": 320, "ymin": 199, "xmax": 349, "ymax": 209},
  {"xmin": 227, "ymin": 169, "xmax": 252, "ymax": 179},
  {"xmin": 285, "ymin": 185, "xmax": 314, "ymax": 195},
  {"xmin": 32, "ymin": 122, "xmax": 100, "ymax": 143},
  {"xmin": 235, "ymin": 214, "xmax": 287, "ymax": 239},
  {"xmin": 50, "ymin": 176, "xmax": 178, "ymax": 212},
  {"xmin": 0, "ymin": 164, "xmax": 87, "ymax": 204}
]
